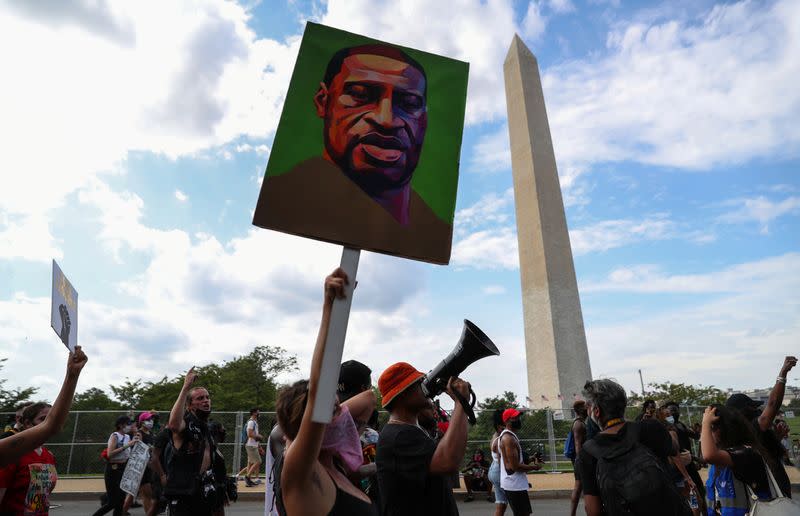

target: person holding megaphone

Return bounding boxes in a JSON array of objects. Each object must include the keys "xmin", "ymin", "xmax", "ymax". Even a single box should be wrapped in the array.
[{"xmin": 375, "ymin": 363, "xmax": 470, "ymax": 516}]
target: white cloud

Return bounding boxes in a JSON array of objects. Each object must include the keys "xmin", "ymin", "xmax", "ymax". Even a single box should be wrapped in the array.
[
  {"xmin": 452, "ymin": 226, "xmax": 519, "ymax": 270},
  {"xmin": 583, "ymin": 253, "xmax": 800, "ymax": 294},
  {"xmin": 472, "ymin": 0, "xmax": 800, "ymax": 180},
  {"xmin": 320, "ymin": 0, "xmax": 521, "ymax": 125},
  {"xmin": 547, "ymin": 0, "xmax": 575, "ymax": 14},
  {"xmin": 235, "ymin": 143, "xmax": 270, "ymax": 155},
  {"xmin": 569, "ymin": 217, "xmax": 675, "ymax": 256},
  {"xmin": 174, "ymin": 190, "xmax": 188, "ymax": 202},
  {"xmin": 0, "ymin": 1, "xmax": 300, "ymax": 260},
  {"xmin": 483, "ymin": 285, "xmax": 507, "ymax": 295},
  {"xmin": 543, "ymin": 0, "xmax": 800, "ymax": 170},
  {"xmin": 717, "ymin": 196, "xmax": 800, "ymax": 234},
  {"xmin": 0, "ymin": 214, "xmax": 61, "ymax": 263},
  {"xmin": 522, "ymin": 2, "xmax": 547, "ymax": 40},
  {"xmin": 586, "ymin": 253, "xmax": 800, "ymax": 390},
  {"xmin": 453, "ymin": 188, "xmax": 693, "ymax": 269}
]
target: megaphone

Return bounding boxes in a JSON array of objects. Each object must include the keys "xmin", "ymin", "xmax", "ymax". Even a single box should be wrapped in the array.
[{"xmin": 421, "ymin": 320, "xmax": 500, "ymax": 424}]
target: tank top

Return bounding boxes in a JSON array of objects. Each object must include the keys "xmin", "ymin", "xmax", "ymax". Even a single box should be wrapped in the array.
[
  {"xmin": 499, "ymin": 429, "xmax": 528, "ymax": 491},
  {"xmin": 326, "ymin": 471, "xmax": 377, "ymax": 516},
  {"xmin": 108, "ymin": 432, "xmax": 131, "ymax": 463},
  {"xmin": 490, "ymin": 435, "xmax": 501, "ymax": 462}
]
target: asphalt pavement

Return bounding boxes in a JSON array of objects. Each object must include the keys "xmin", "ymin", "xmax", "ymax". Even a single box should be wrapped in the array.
[{"xmin": 49, "ymin": 498, "xmax": 581, "ymax": 515}]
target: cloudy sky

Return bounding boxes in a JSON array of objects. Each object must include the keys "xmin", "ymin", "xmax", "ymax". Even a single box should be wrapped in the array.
[{"xmin": 1, "ymin": 0, "xmax": 798, "ymax": 406}]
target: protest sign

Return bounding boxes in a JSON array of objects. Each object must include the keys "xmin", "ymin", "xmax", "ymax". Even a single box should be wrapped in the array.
[
  {"xmin": 253, "ymin": 22, "xmax": 469, "ymax": 265},
  {"xmin": 120, "ymin": 441, "xmax": 151, "ymax": 497},
  {"xmin": 50, "ymin": 260, "xmax": 78, "ymax": 352}
]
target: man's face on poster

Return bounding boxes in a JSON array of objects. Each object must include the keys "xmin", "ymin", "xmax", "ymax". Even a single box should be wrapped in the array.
[{"xmin": 315, "ymin": 51, "xmax": 427, "ymax": 195}]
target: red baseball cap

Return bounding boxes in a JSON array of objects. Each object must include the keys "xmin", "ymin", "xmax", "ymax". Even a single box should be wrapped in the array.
[
  {"xmin": 379, "ymin": 362, "xmax": 425, "ymax": 408},
  {"xmin": 502, "ymin": 408, "xmax": 521, "ymax": 423}
]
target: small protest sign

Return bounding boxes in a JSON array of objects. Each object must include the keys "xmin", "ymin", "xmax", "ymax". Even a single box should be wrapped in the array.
[
  {"xmin": 50, "ymin": 260, "xmax": 78, "ymax": 352},
  {"xmin": 120, "ymin": 441, "xmax": 151, "ymax": 497},
  {"xmin": 785, "ymin": 410, "xmax": 795, "ymax": 419},
  {"xmin": 552, "ymin": 410, "xmax": 565, "ymax": 421}
]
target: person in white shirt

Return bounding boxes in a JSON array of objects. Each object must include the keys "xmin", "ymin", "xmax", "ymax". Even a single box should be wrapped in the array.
[
  {"xmin": 499, "ymin": 409, "xmax": 541, "ymax": 516},
  {"xmin": 244, "ymin": 408, "xmax": 264, "ymax": 487}
]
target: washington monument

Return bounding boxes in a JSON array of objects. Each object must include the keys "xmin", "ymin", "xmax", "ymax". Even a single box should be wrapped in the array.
[{"xmin": 504, "ymin": 35, "xmax": 592, "ymax": 410}]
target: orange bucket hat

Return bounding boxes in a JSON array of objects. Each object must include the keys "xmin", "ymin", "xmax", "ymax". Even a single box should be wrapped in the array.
[{"xmin": 379, "ymin": 362, "xmax": 425, "ymax": 408}]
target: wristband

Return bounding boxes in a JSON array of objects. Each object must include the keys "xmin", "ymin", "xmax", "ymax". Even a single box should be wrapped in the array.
[{"xmin": 777, "ymin": 376, "xmax": 786, "ymax": 384}]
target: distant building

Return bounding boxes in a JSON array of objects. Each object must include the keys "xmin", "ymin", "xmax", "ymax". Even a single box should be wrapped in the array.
[{"xmin": 733, "ymin": 386, "xmax": 800, "ymax": 406}]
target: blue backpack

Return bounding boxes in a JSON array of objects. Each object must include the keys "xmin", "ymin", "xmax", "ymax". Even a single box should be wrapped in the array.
[{"xmin": 564, "ymin": 429, "xmax": 576, "ymax": 459}]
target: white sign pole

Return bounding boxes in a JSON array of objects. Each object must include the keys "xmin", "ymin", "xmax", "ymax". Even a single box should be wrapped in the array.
[{"xmin": 311, "ymin": 247, "xmax": 360, "ymax": 424}]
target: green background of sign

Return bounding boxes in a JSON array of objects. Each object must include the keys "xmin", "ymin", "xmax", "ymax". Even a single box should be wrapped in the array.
[{"xmin": 265, "ymin": 22, "xmax": 469, "ymax": 223}]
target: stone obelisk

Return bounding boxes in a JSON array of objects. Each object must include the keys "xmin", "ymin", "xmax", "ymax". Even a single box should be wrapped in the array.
[{"xmin": 504, "ymin": 35, "xmax": 592, "ymax": 410}]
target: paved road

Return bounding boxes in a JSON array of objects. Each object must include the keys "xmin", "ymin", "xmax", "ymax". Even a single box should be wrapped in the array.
[{"xmin": 49, "ymin": 498, "xmax": 581, "ymax": 515}]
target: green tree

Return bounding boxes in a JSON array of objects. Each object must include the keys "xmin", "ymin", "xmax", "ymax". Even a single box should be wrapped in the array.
[
  {"xmin": 633, "ymin": 381, "xmax": 727, "ymax": 407},
  {"xmin": 469, "ymin": 391, "xmax": 519, "ymax": 440},
  {"xmin": 72, "ymin": 388, "xmax": 124, "ymax": 410},
  {"xmin": 0, "ymin": 359, "xmax": 37, "ymax": 411},
  {"xmin": 108, "ymin": 345, "xmax": 298, "ymax": 412}
]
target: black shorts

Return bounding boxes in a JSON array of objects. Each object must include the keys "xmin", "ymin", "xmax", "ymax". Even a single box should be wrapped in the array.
[{"xmin": 505, "ymin": 489, "xmax": 532, "ymax": 515}]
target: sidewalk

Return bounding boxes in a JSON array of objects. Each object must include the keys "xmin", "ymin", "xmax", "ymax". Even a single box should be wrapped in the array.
[{"xmin": 52, "ymin": 466, "xmax": 800, "ymax": 501}]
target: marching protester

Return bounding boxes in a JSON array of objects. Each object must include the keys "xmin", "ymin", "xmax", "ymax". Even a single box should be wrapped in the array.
[
  {"xmin": 243, "ymin": 408, "xmax": 264, "ymax": 487},
  {"xmin": 376, "ymin": 361, "xmax": 470, "ymax": 516},
  {"xmin": 146, "ymin": 426, "xmax": 172, "ymax": 516},
  {"xmin": 337, "ymin": 360, "xmax": 381, "ymax": 505},
  {"xmin": 208, "ymin": 420, "xmax": 235, "ymax": 516},
  {"xmin": 664, "ymin": 401, "xmax": 705, "ymax": 513},
  {"xmin": 568, "ymin": 400, "xmax": 588, "ymax": 516},
  {"xmin": 725, "ymin": 355, "xmax": 796, "ymax": 498},
  {"xmin": 122, "ymin": 412, "xmax": 157, "ymax": 515},
  {"xmin": 701, "ymin": 405, "xmax": 774, "ymax": 512},
  {"xmin": 578, "ymin": 379, "xmax": 691, "ymax": 516},
  {"xmin": 276, "ymin": 268, "xmax": 378, "ymax": 515},
  {"xmin": 656, "ymin": 403, "xmax": 699, "ymax": 514},
  {"xmin": 164, "ymin": 368, "xmax": 219, "ymax": 515},
  {"xmin": 0, "ymin": 346, "xmax": 87, "ymax": 467},
  {"xmin": 93, "ymin": 415, "xmax": 137, "ymax": 516},
  {"xmin": 498, "ymin": 408, "xmax": 541, "ymax": 516},
  {"xmin": 0, "ymin": 402, "xmax": 59, "ymax": 515},
  {"xmin": 635, "ymin": 399, "xmax": 656, "ymax": 422},
  {"xmin": 488, "ymin": 409, "xmax": 509, "ymax": 516}
]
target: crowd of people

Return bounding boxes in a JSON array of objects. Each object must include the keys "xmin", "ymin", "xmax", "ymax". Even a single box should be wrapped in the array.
[{"xmin": 0, "ymin": 270, "xmax": 798, "ymax": 516}]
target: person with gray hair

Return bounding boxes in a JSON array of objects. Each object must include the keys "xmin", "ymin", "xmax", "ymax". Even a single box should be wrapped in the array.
[{"xmin": 576, "ymin": 379, "xmax": 691, "ymax": 516}]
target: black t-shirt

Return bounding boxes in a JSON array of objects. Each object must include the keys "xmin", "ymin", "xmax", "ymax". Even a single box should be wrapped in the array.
[
  {"xmin": 376, "ymin": 423, "xmax": 457, "ymax": 516},
  {"xmin": 577, "ymin": 420, "xmax": 675, "ymax": 497},
  {"xmin": 727, "ymin": 446, "xmax": 771, "ymax": 496},
  {"xmin": 672, "ymin": 420, "xmax": 694, "ymax": 452},
  {"xmin": 751, "ymin": 418, "xmax": 791, "ymax": 497}
]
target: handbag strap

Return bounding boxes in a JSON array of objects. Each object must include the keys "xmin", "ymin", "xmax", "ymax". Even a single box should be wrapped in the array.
[{"xmin": 761, "ymin": 459, "xmax": 784, "ymax": 500}]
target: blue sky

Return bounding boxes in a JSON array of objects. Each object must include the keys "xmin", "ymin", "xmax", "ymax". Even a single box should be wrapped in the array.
[{"xmin": 0, "ymin": 0, "xmax": 798, "ymax": 405}]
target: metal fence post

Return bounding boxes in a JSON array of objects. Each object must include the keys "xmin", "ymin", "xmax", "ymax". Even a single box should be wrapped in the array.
[
  {"xmin": 232, "ymin": 411, "xmax": 243, "ymax": 476},
  {"xmin": 546, "ymin": 409, "xmax": 557, "ymax": 472},
  {"xmin": 65, "ymin": 412, "xmax": 80, "ymax": 475}
]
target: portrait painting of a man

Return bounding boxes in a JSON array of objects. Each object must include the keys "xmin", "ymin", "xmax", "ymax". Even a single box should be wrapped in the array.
[{"xmin": 253, "ymin": 23, "xmax": 468, "ymax": 264}]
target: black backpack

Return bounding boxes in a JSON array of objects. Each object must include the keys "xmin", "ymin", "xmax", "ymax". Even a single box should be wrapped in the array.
[{"xmin": 583, "ymin": 423, "xmax": 691, "ymax": 516}]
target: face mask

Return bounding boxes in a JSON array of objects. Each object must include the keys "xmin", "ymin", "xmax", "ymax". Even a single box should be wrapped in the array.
[
  {"xmin": 511, "ymin": 419, "xmax": 522, "ymax": 430},
  {"xmin": 123, "ymin": 425, "xmax": 132, "ymax": 433},
  {"xmin": 321, "ymin": 405, "xmax": 363, "ymax": 474},
  {"xmin": 195, "ymin": 408, "xmax": 211, "ymax": 421},
  {"xmin": 665, "ymin": 416, "xmax": 675, "ymax": 424},
  {"xmin": 143, "ymin": 420, "xmax": 154, "ymax": 430}
]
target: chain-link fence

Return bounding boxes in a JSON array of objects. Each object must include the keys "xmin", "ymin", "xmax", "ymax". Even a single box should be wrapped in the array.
[{"xmin": 0, "ymin": 405, "xmax": 784, "ymax": 477}]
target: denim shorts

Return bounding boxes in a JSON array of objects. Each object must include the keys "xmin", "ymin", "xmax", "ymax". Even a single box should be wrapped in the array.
[{"xmin": 488, "ymin": 461, "xmax": 508, "ymax": 504}]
